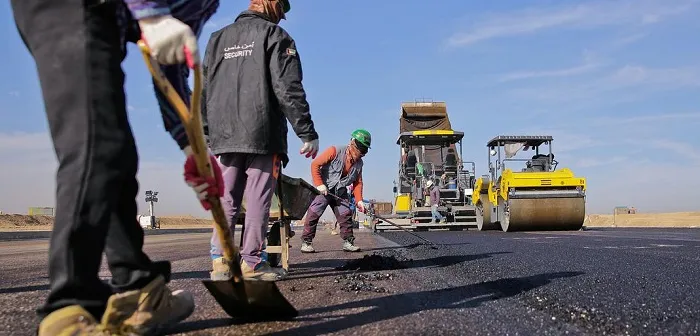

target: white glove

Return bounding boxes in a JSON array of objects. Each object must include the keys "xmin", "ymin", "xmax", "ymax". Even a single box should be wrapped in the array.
[
  {"xmin": 300, "ymin": 139, "xmax": 319, "ymax": 159},
  {"xmin": 139, "ymin": 15, "xmax": 199, "ymax": 65},
  {"xmin": 356, "ymin": 200, "xmax": 367, "ymax": 213},
  {"xmin": 316, "ymin": 184, "xmax": 328, "ymax": 195}
]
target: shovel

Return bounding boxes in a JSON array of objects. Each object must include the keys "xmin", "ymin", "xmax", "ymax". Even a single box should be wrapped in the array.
[
  {"xmin": 326, "ymin": 193, "xmax": 439, "ymax": 249},
  {"xmin": 136, "ymin": 41, "xmax": 298, "ymax": 320}
]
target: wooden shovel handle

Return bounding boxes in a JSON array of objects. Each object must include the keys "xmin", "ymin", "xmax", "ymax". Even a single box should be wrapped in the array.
[{"xmin": 136, "ymin": 41, "xmax": 242, "ymax": 281}]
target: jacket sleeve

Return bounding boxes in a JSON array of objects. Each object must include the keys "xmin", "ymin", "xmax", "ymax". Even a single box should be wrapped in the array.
[
  {"xmin": 122, "ymin": 0, "xmax": 171, "ymax": 20},
  {"xmin": 267, "ymin": 27, "xmax": 319, "ymax": 143},
  {"xmin": 201, "ymin": 34, "xmax": 214, "ymax": 147},
  {"xmin": 352, "ymin": 171, "xmax": 363, "ymax": 202},
  {"xmin": 310, "ymin": 146, "xmax": 337, "ymax": 187}
]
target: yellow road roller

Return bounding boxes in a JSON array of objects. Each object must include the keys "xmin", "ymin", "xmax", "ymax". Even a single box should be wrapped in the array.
[{"xmin": 472, "ymin": 135, "xmax": 587, "ymax": 232}]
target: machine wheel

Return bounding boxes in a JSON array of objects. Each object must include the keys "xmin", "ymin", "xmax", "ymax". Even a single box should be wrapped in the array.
[
  {"xmin": 476, "ymin": 199, "xmax": 499, "ymax": 231},
  {"xmin": 501, "ymin": 197, "xmax": 586, "ymax": 232}
]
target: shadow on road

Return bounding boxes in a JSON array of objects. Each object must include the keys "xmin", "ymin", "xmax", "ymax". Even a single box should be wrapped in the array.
[
  {"xmin": 286, "ymin": 252, "xmax": 510, "ymax": 281},
  {"xmin": 169, "ymin": 262, "xmax": 581, "ymax": 335},
  {"xmin": 171, "ymin": 271, "xmax": 210, "ymax": 280},
  {"xmin": 0, "ymin": 283, "xmax": 49, "ymax": 294},
  {"xmin": 263, "ymin": 271, "xmax": 584, "ymax": 336}
]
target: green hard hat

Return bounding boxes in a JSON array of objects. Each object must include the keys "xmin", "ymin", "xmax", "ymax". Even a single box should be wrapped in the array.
[
  {"xmin": 351, "ymin": 129, "xmax": 371, "ymax": 148},
  {"xmin": 280, "ymin": 0, "xmax": 290, "ymax": 13}
]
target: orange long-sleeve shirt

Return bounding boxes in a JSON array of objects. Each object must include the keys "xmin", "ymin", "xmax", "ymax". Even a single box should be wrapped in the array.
[{"xmin": 311, "ymin": 146, "xmax": 363, "ymax": 201}]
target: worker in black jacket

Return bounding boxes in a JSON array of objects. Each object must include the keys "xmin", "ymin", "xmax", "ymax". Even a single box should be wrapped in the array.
[{"xmin": 202, "ymin": 0, "xmax": 320, "ymax": 281}]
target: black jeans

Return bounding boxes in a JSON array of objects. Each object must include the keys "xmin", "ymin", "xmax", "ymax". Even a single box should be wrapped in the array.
[{"xmin": 10, "ymin": 0, "xmax": 169, "ymax": 320}]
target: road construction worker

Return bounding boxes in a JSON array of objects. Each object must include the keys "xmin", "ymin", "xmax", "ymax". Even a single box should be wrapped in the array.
[
  {"xmin": 426, "ymin": 180, "xmax": 446, "ymax": 223},
  {"xmin": 301, "ymin": 129, "xmax": 371, "ymax": 253},
  {"xmin": 9, "ymin": 0, "xmax": 222, "ymax": 334},
  {"xmin": 203, "ymin": 0, "xmax": 320, "ymax": 282}
]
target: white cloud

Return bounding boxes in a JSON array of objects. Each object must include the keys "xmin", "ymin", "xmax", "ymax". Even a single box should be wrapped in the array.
[
  {"xmin": 509, "ymin": 64, "xmax": 700, "ymax": 104},
  {"xmin": 645, "ymin": 138, "xmax": 700, "ymax": 163},
  {"xmin": 7, "ymin": 91, "xmax": 19, "ymax": 97},
  {"xmin": 613, "ymin": 33, "xmax": 648, "ymax": 46},
  {"xmin": 0, "ymin": 132, "xmax": 210, "ymax": 217},
  {"xmin": 574, "ymin": 156, "xmax": 628, "ymax": 168},
  {"xmin": 497, "ymin": 51, "xmax": 605, "ymax": 82},
  {"xmin": 592, "ymin": 112, "xmax": 700, "ymax": 125},
  {"xmin": 448, "ymin": 0, "xmax": 696, "ymax": 46},
  {"xmin": 584, "ymin": 160, "xmax": 700, "ymax": 213}
]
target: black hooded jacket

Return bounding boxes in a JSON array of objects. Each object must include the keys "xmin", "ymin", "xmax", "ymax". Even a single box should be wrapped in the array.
[{"xmin": 201, "ymin": 10, "xmax": 318, "ymax": 166}]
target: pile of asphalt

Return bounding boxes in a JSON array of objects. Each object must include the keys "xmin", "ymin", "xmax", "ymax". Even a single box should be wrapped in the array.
[
  {"xmin": 330, "ymin": 251, "xmax": 411, "ymax": 294},
  {"xmin": 334, "ymin": 272, "xmax": 395, "ymax": 293},
  {"xmin": 334, "ymin": 251, "xmax": 412, "ymax": 271}
]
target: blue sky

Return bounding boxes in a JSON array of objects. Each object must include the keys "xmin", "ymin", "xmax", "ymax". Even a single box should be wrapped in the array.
[{"xmin": 1, "ymin": 0, "xmax": 699, "ymax": 217}]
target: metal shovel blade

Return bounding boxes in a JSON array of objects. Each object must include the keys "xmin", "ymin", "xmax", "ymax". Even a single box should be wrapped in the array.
[{"xmin": 202, "ymin": 278, "xmax": 298, "ymax": 320}]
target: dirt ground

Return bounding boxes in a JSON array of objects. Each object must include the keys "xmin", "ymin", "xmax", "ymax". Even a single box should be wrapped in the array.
[
  {"xmin": 585, "ymin": 212, "xmax": 700, "ymax": 228},
  {"xmin": 1, "ymin": 211, "xmax": 698, "ymax": 231},
  {"xmin": 0, "ymin": 214, "xmax": 214, "ymax": 231}
]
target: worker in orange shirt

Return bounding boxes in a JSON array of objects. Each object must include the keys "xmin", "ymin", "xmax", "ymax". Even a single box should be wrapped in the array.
[{"xmin": 301, "ymin": 129, "xmax": 371, "ymax": 253}]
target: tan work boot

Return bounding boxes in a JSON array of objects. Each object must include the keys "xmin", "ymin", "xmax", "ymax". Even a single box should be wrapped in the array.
[
  {"xmin": 210, "ymin": 257, "xmax": 233, "ymax": 281},
  {"xmin": 38, "ymin": 305, "xmax": 114, "ymax": 336},
  {"xmin": 240, "ymin": 260, "xmax": 286, "ymax": 281},
  {"xmin": 105, "ymin": 275, "xmax": 194, "ymax": 335}
]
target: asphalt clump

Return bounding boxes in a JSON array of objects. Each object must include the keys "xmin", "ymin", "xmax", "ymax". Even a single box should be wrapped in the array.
[
  {"xmin": 334, "ymin": 251, "xmax": 412, "ymax": 271},
  {"xmin": 331, "ymin": 251, "xmax": 409, "ymax": 294},
  {"xmin": 334, "ymin": 272, "xmax": 395, "ymax": 293}
]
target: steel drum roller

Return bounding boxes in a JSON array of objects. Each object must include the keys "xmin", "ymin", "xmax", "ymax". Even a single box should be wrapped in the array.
[{"xmin": 501, "ymin": 197, "xmax": 585, "ymax": 232}]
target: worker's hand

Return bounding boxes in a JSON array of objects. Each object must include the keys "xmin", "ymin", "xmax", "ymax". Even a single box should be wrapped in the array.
[
  {"xmin": 139, "ymin": 15, "xmax": 199, "ymax": 66},
  {"xmin": 182, "ymin": 146, "xmax": 224, "ymax": 211},
  {"xmin": 356, "ymin": 200, "xmax": 367, "ymax": 213},
  {"xmin": 300, "ymin": 139, "xmax": 319, "ymax": 159},
  {"xmin": 316, "ymin": 184, "xmax": 328, "ymax": 195}
]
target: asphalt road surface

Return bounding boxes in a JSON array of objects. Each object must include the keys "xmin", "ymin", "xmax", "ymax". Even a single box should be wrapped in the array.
[{"xmin": 0, "ymin": 227, "xmax": 699, "ymax": 335}]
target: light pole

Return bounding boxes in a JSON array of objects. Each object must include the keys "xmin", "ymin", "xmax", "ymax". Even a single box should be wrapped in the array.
[{"xmin": 145, "ymin": 190, "xmax": 159, "ymax": 217}]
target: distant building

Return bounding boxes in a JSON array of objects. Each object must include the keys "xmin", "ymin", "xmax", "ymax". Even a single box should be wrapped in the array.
[
  {"xmin": 614, "ymin": 206, "xmax": 637, "ymax": 215},
  {"xmin": 28, "ymin": 207, "xmax": 55, "ymax": 216}
]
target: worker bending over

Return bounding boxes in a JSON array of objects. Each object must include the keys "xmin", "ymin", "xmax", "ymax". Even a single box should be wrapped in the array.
[
  {"xmin": 203, "ymin": 0, "xmax": 320, "ymax": 281},
  {"xmin": 301, "ymin": 130, "xmax": 371, "ymax": 253},
  {"xmin": 9, "ymin": 0, "xmax": 222, "ymax": 334}
]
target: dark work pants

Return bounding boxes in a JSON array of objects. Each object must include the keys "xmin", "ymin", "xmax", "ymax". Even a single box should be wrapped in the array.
[
  {"xmin": 302, "ymin": 191, "xmax": 355, "ymax": 242},
  {"xmin": 210, "ymin": 153, "xmax": 281, "ymax": 268},
  {"xmin": 10, "ymin": 0, "xmax": 167, "ymax": 320}
]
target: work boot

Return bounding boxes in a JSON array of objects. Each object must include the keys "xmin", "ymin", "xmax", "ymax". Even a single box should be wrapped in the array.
[
  {"xmin": 38, "ymin": 305, "xmax": 112, "ymax": 336},
  {"xmin": 342, "ymin": 238, "xmax": 361, "ymax": 252},
  {"xmin": 240, "ymin": 260, "xmax": 286, "ymax": 281},
  {"xmin": 210, "ymin": 256, "xmax": 233, "ymax": 281},
  {"xmin": 300, "ymin": 241, "xmax": 315, "ymax": 253},
  {"xmin": 109, "ymin": 275, "xmax": 194, "ymax": 335}
]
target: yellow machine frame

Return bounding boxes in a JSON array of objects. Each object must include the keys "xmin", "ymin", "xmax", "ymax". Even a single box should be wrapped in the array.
[{"xmin": 473, "ymin": 135, "xmax": 587, "ymax": 232}]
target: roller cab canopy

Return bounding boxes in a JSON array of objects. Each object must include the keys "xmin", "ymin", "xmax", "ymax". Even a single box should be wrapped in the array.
[
  {"xmin": 397, "ymin": 130, "xmax": 464, "ymax": 146},
  {"xmin": 487, "ymin": 135, "xmax": 553, "ymax": 148}
]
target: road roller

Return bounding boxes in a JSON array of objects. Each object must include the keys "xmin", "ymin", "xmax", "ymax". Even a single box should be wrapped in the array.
[{"xmin": 472, "ymin": 135, "xmax": 587, "ymax": 232}]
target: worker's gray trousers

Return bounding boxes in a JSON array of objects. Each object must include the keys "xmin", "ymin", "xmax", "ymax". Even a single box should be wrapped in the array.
[
  {"xmin": 302, "ymin": 192, "xmax": 356, "ymax": 242},
  {"xmin": 210, "ymin": 153, "xmax": 281, "ymax": 268},
  {"xmin": 9, "ymin": 0, "xmax": 172, "ymax": 320}
]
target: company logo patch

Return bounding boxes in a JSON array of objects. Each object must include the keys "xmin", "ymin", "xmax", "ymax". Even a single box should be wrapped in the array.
[{"xmin": 286, "ymin": 48, "xmax": 297, "ymax": 56}]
